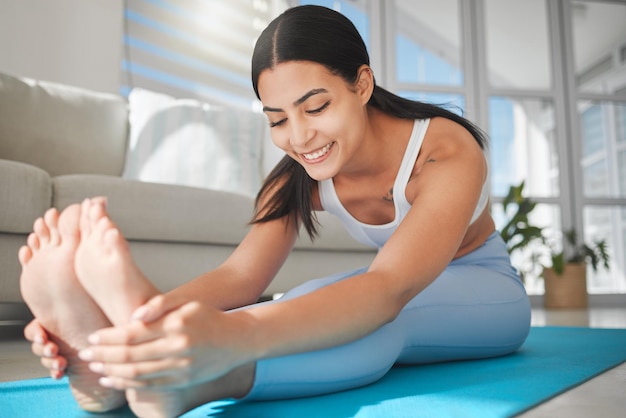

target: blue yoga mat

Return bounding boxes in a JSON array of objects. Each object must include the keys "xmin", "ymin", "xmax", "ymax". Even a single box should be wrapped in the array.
[{"xmin": 2, "ymin": 326, "xmax": 625, "ymax": 418}]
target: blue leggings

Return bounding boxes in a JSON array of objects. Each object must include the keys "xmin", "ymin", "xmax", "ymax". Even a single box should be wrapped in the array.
[{"xmin": 244, "ymin": 232, "xmax": 531, "ymax": 400}]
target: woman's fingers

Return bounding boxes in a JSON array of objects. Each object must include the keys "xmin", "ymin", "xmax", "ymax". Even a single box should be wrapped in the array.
[
  {"xmin": 32, "ymin": 341, "xmax": 68, "ymax": 379},
  {"xmin": 81, "ymin": 330, "xmax": 189, "ymax": 364},
  {"xmin": 88, "ymin": 300, "xmax": 201, "ymax": 346},
  {"xmin": 131, "ymin": 294, "xmax": 190, "ymax": 323},
  {"xmin": 80, "ymin": 302, "xmax": 241, "ymax": 391},
  {"xmin": 87, "ymin": 319, "xmax": 160, "ymax": 346},
  {"xmin": 30, "ymin": 341, "xmax": 51, "ymax": 358},
  {"xmin": 41, "ymin": 355, "xmax": 67, "ymax": 376},
  {"xmin": 97, "ymin": 374, "xmax": 185, "ymax": 390},
  {"xmin": 26, "ymin": 320, "xmax": 60, "ymax": 359},
  {"xmin": 24, "ymin": 320, "xmax": 67, "ymax": 377},
  {"xmin": 91, "ymin": 356, "xmax": 194, "ymax": 390},
  {"xmin": 31, "ymin": 341, "xmax": 60, "ymax": 360},
  {"xmin": 24, "ymin": 319, "xmax": 47, "ymax": 344}
]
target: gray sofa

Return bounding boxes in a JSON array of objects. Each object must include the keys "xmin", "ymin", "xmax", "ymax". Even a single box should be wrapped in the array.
[{"xmin": 0, "ymin": 72, "xmax": 376, "ymax": 313}]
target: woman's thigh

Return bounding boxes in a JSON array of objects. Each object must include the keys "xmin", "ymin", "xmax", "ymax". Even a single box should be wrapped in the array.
[{"xmin": 396, "ymin": 263, "xmax": 531, "ymax": 364}]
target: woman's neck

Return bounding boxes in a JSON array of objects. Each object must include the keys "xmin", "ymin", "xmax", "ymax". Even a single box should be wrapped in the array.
[{"xmin": 336, "ymin": 110, "xmax": 413, "ymax": 183}]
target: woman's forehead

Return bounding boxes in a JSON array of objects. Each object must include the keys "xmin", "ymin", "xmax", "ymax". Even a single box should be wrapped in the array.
[{"xmin": 258, "ymin": 62, "xmax": 345, "ymax": 105}]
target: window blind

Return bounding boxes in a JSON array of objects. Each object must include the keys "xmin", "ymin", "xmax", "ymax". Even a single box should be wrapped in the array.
[{"xmin": 122, "ymin": 0, "xmax": 287, "ymax": 109}]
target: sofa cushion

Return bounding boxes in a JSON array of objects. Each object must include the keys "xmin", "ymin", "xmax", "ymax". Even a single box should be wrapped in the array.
[
  {"xmin": 53, "ymin": 174, "xmax": 253, "ymax": 245},
  {"xmin": 0, "ymin": 72, "xmax": 128, "ymax": 177},
  {"xmin": 0, "ymin": 235, "xmax": 29, "ymax": 302},
  {"xmin": 123, "ymin": 88, "xmax": 266, "ymax": 198},
  {"xmin": 0, "ymin": 160, "xmax": 51, "ymax": 233}
]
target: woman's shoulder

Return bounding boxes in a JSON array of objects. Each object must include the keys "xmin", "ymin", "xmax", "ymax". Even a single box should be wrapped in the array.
[
  {"xmin": 426, "ymin": 116, "xmax": 476, "ymax": 139},
  {"xmin": 422, "ymin": 117, "xmax": 483, "ymax": 157}
]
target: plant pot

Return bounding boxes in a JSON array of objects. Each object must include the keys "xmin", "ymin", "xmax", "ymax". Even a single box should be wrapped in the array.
[{"xmin": 543, "ymin": 262, "xmax": 588, "ymax": 309}]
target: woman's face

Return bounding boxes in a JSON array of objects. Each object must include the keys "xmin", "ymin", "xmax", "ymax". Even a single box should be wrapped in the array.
[{"xmin": 257, "ymin": 61, "xmax": 371, "ymax": 181}]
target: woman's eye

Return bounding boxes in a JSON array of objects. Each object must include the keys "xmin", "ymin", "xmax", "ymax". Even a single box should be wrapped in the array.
[
  {"xmin": 306, "ymin": 101, "xmax": 330, "ymax": 114},
  {"xmin": 269, "ymin": 118, "xmax": 287, "ymax": 128}
]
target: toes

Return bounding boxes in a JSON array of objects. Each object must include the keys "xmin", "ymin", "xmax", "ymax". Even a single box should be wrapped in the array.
[
  {"xmin": 103, "ymin": 226, "xmax": 122, "ymax": 250},
  {"xmin": 33, "ymin": 217, "xmax": 50, "ymax": 245},
  {"xmin": 89, "ymin": 199, "xmax": 107, "ymax": 224},
  {"xmin": 80, "ymin": 199, "xmax": 92, "ymax": 237},
  {"xmin": 43, "ymin": 208, "xmax": 61, "ymax": 245},
  {"xmin": 18, "ymin": 245, "xmax": 33, "ymax": 266},
  {"xmin": 58, "ymin": 204, "xmax": 81, "ymax": 240},
  {"xmin": 91, "ymin": 196, "xmax": 108, "ymax": 207},
  {"xmin": 80, "ymin": 197, "xmax": 116, "ymax": 244},
  {"xmin": 27, "ymin": 233, "xmax": 40, "ymax": 251}
]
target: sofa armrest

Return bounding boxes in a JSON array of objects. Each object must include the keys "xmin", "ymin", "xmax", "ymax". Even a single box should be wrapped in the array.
[{"xmin": 0, "ymin": 159, "xmax": 51, "ymax": 233}]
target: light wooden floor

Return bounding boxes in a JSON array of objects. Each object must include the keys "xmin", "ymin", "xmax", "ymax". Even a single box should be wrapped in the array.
[{"xmin": 519, "ymin": 307, "xmax": 626, "ymax": 418}]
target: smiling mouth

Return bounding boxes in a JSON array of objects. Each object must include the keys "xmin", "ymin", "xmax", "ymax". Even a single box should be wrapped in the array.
[{"xmin": 302, "ymin": 142, "xmax": 335, "ymax": 161}]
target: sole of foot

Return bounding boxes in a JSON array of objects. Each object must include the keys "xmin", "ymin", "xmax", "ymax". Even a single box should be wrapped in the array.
[
  {"xmin": 75, "ymin": 198, "xmax": 159, "ymax": 327},
  {"xmin": 19, "ymin": 204, "xmax": 126, "ymax": 412}
]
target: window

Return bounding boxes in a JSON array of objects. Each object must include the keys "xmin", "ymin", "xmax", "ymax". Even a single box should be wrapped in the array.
[
  {"xmin": 393, "ymin": 0, "xmax": 463, "ymax": 87},
  {"xmin": 484, "ymin": 0, "xmax": 552, "ymax": 90},
  {"xmin": 488, "ymin": 96, "xmax": 559, "ymax": 198},
  {"xmin": 572, "ymin": 1, "xmax": 626, "ymax": 294}
]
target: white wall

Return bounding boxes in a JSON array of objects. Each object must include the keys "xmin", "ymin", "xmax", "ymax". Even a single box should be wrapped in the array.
[{"xmin": 0, "ymin": 0, "xmax": 124, "ymax": 94}]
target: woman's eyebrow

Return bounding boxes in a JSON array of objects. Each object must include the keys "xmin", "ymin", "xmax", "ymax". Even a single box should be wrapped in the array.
[
  {"xmin": 293, "ymin": 88, "xmax": 328, "ymax": 106},
  {"xmin": 263, "ymin": 88, "xmax": 328, "ymax": 112}
]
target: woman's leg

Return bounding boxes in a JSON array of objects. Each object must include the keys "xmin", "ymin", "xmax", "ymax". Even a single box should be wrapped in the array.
[{"xmin": 244, "ymin": 232, "xmax": 530, "ymax": 401}]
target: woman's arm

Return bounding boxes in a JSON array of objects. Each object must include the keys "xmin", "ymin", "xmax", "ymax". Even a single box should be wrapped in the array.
[
  {"xmin": 161, "ymin": 215, "xmax": 299, "ymax": 311},
  {"xmin": 144, "ymin": 174, "xmax": 302, "ymax": 313}
]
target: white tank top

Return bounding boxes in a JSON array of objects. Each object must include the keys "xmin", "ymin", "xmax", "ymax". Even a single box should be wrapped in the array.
[{"xmin": 319, "ymin": 119, "xmax": 489, "ymax": 248}]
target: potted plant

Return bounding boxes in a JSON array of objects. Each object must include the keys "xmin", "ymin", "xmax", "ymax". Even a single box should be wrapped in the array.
[
  {"xmin": 499, "ymin": 181, "xmax": 546, "ymax": 281},
  {"xmin": 542, "ymin": 229, "xmax": 610, "ymax": 309}
]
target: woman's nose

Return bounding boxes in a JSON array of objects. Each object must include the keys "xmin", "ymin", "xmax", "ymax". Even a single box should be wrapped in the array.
[{"xmin": 289, "ymin": 120, "xmax": 314, "ymax": 147}]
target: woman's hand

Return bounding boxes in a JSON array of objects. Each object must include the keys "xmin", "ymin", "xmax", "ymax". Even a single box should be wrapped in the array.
[
  {"xmin": 24, "ymin": 319, "xmax": 67, "ymax": 379},
  {"xmin": 79, "ymin": 300, "xmax": 255, "ymax": 390}
]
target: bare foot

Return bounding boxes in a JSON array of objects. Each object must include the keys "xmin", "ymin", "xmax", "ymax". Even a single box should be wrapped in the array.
[
  {"xmin": 74, "ymin": 199, "xmax": 176, "ymax": 417},
  {"xmin": 74, "ymin": 198, "xmax": 160, "ymax": 326},
  {"xmin": 126, "ymin": 364, "xmax": 256, "ymax": 418},
  {"xmin": 19, "ymin": 205, "xmax": 126, "ymax": 412},
  {"xmin": 73, "ymin": 199, "xmax": 254, "ymax": 417}
]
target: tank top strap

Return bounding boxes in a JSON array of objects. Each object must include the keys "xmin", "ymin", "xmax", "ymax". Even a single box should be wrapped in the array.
[{"xmin": 391, "ymin": 119, "xmax": 430, "ymax": 217}]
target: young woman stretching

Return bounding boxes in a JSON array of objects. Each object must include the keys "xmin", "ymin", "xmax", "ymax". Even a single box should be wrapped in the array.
[{"xmin": 20, "ymin": 5, "xmax": 531, "ymax": 417}]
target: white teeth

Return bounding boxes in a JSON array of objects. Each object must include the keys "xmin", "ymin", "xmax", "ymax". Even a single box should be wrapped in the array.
[{"xmin": 303, "ymin": 142, "xmax": 333, "ymax": 160}]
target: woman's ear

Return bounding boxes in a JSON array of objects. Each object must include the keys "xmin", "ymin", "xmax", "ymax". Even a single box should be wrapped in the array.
[{"xmin": 355, "ymin": 65, "xmax": 374, "ymax": 104}]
